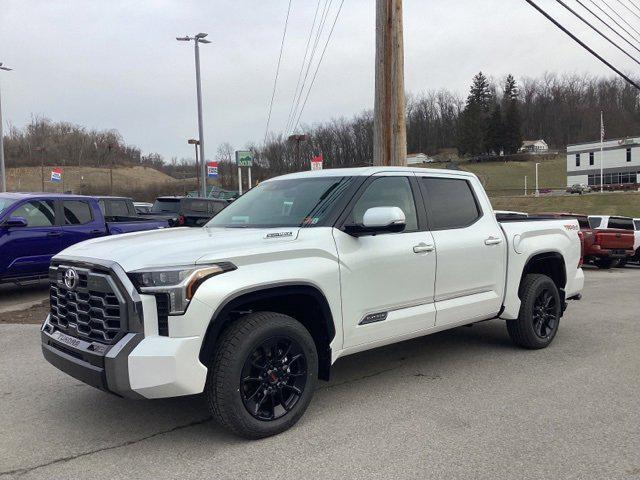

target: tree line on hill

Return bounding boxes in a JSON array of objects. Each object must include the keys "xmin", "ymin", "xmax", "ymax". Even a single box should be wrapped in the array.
[{"xmin": 4, "ymin": 73, "xmax": 640, "ymax": 185}]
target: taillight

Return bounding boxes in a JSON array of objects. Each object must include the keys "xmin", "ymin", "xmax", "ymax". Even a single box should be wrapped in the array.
[
  {"xmin": 577, "ymin": 231, "xmax": 584, "ymax": 267},
  {"xmin": 594, "ymin": 231, "xmax": 603, "ymax": 245},
  {"xmin": 177, "ymin": 215, "xmax": 185, "ymax": 226}
]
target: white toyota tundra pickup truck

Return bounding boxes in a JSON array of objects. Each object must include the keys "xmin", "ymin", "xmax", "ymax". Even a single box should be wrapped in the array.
[{"xmin": 41, "ymin": 167, "xmax": 584, "ymax": 438}]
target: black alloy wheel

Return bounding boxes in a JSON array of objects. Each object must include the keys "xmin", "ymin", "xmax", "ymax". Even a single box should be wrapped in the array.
[
  {"xmin": 240, "ymin": 336, "xmax": 308, "ymax": 421},
  {"xmin": 531, "ymin": 288, "xmax": 557, "ymax": 339},
  {"xmin": 205, "ymin": 311, "xmax": 318, "ymax": 439},
  {"xmin": 507, "ymin": 273, "xmax": 561, "ymax": 349}
]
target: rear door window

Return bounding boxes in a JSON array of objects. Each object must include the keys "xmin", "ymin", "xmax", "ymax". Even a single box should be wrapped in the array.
[
  {"xmin": 63, "ymin": 201, "xmax": 93, "ymax": 225},
  {"xmin": 10, "ymin": 200, "xmax": 56, "ymax": 227},
  {"xmin": 419, "ymin": 177, "xmax": 480, "ymax": 230},
  {"xmin": 108, "ymin": 200, "xmax": 130, "ymax": 217},
  {"xmin": 152, "ymin": 199, "xmax": 181, "ymax": 213},
  {"xmin": 185, "ymin": 200, "xmax": 208, "ymax": 214},
  {"xmin": 608, "ymin": 217, "xmax": 634, "ymax": 230},
  {"xmin": 588, "ymin": 217, "xmax": 602, "ymax": 229}
]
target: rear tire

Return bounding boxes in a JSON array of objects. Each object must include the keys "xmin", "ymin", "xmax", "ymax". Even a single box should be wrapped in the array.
[
  {"xmin": 507, "ymin": 274, "xmax": 561, "ymax": 349},
  {"xmin": 594, "ymin": 257, "xmax": 616, "ymax": 269},
  {"xmin": 617, "ymin": 258, "xmax": 628, "ymax": 268},
  {"xmin": 205, "ymin": 312, "xmax": 318, "ymax": 439}
]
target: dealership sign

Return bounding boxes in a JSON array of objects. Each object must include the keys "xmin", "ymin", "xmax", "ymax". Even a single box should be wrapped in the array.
[
  {"xmin": 51, "ymin": 168, "xmax": 62, "ymax": 183},
  {"xmin": 310, "ymin": 154, "xmax": 323, "ymax": 170},
  {"xmin": 207, "ymin": 161, "xmax": 218, "ymax": 178},
  {"xmin": 235, "ymin": 150, "xmax": 253, "ymax": 167}
]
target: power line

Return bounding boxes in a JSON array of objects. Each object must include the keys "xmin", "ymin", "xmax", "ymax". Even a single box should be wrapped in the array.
[
  {"xmin": 554, "ymin": 0, "xmax": 640, "ymax": 67},
  {"xmin": 580, "ymin": 0, "xmax": 640, "ymax": 55},
  {"xmin": 523, "ymin": 0, "xmax": 640, "ymax": 90},
  {"xmin": 586, "ymin": 0, "xmax": 640, "ymax": 48},
  {"xmin": 284, "ymin": 0, "xmax": 322, "ymax": 135},
  {"xmin": 601, "ymin": 0, "xmax": 640, "ymax": 41},
  {"xmin": 287, "ymin": 0, "xmax": 333, "ymax": 134},
  {"xmin": 622, "ymin": 0, "xmax": 640, "ymax": 16},
  {"xmin": 613, "ymin": 0, "xmax": 640, "ymax": 22},
  {"xmin": 264, "ymin": 0, "xmax": 293, "ymax": 144},
  {"xmin": 291, "ymin": 0, "xmax": 345, "ymax": 134}
]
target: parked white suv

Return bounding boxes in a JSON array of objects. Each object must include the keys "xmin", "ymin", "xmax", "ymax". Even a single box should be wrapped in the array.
[{"xmin": 42, "ymin": 167, "xmax": 584, "ymax": 438}]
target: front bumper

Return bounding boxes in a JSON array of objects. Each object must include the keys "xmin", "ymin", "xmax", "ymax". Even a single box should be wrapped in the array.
[
  {"xmin": 41, "ymin": 255, "xmax": 209, "ymax": 400},
  {"xmin": 42, "ymin": 316, "xmax": 207, "ymax": 399}
]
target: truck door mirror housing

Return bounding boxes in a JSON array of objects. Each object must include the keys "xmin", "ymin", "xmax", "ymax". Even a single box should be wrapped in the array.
[
  {"xmin": 2, "ymin": 216, "xmax": 28, "ymax": 228},
  {"xmin": 344, "ymin": 207, "xmax": 406, "ymax": 236}
]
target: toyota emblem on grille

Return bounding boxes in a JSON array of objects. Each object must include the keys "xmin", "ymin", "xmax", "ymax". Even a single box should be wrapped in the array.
[{"xmin": 64, "ymin": 268, "xmax": 79, "ymax": 290}]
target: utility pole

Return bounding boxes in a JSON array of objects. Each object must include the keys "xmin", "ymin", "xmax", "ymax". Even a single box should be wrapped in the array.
[
  {"xmin": 0, "ymin": 62, "xmax": 12, "ymax": 193},
  {"xmin": 188, "ymin": 138, "xmax": 200, "ymax": 190},
  {"xmin": 535, "ymin": 162, "xmax": 540, "ymax": 197},
  {"xmin": 524, "ymin": 175, "xmax": 527, "ymax": 196},
  {"xmin": 177, "ymin": 33, "xmax": 211, "ymax": 197},
  {"xmin": 373, "ymin": 0, "xmax": 407, "ymax": 166}
]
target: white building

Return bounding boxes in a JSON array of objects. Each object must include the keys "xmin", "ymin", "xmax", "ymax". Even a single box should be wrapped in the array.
[
  {"xmin": 566, "ymin": 137, "xmax": 640, "ymax": 187},
  {"xmin": 406, "ymin": 153, "xmax": 434, "ymax": 165},
  {"xmin": 520, "ymin": 139, "xmax": 549, "ymax": 154}
]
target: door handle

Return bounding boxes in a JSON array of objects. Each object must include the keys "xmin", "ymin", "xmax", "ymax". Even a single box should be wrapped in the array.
[
  {"xmin": 413, "ymin": 243, "xmax": 435, "ymax": 253},
  {"xmin": 90, "ymin": 230, "xmax": 103, "ymax": 235},
  {"xmin": 47, "ymin": 231, "xmax": 62, "ymax": 238},
  {"xmin": 484, "ymin": 236, "xmax": 503, "ymax": 246}
]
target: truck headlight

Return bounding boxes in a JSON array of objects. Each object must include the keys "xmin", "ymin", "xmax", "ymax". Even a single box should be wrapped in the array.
[{"xmin": 128, "ymin": 262, "xmax": 236, "ymax": 315}]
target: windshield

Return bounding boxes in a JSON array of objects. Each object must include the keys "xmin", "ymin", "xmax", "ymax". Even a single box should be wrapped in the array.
[
  {"xmin": 635, "ymin": 220, "xmax": 640, "ymax": 231},
  {"xmin": 0, "ymin": 198, "xmax": 16, "ymax": 216},
  {"xmin": 151, "ymin": 199, "xmax": 181, "ymax": 213},
  {"xmin": 206, "ymin": 176, "xmax": 354, "ymax": 228}
]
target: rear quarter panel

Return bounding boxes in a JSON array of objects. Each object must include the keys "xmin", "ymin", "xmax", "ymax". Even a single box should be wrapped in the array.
[{"xmin": 499, "ymin": 219, "xmax": 584, "ymax": 319}]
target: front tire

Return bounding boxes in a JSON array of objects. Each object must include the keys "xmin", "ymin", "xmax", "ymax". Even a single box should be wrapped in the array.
[
  {"xmin": 507, "ymin": 274, "xmax": 561, "ymax": 349},
  {"xmin": 206, "ymin": 312, "xmax": 318, "ymax": 439}
]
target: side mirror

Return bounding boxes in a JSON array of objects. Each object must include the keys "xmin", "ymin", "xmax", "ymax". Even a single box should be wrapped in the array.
[
  {"xmin": 1, "ymin": 216, "xmax": 28, "ymax": 228},
  {"xmin": 344, "ymin": 207, "xmax": 406, "ymax": 236}
]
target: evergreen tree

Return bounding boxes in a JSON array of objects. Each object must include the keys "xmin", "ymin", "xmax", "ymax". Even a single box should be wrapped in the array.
[
  {"xmin": 457, "ymin": 72, "xmax": 493, "ymax": 156},
  {"xmin": 502, "ymin": 74, "xmax": 523, "ymax": 154},
  {"xmin": 485, "ymin": 104, "xmax": 504, "ymax": 155}
]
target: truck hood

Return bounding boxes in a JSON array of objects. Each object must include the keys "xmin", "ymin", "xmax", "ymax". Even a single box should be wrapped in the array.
[{"xmin": 55, "ymin": 226, "xmax": 301, "ymax": 272}]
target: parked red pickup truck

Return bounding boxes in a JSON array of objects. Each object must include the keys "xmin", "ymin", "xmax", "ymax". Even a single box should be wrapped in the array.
[{"xmin": 540, "ymin": 213, "xmax": 634, "ymax": 268}]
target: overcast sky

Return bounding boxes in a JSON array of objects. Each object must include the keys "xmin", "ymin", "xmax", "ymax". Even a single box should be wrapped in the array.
[{"xmin": 1, "ymin": 0, "xmax": 638, "ymax": 161}]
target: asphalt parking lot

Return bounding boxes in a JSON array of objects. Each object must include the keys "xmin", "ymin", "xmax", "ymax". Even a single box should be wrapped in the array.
[{"xmin": 1, "ymin": 266, "xmax": 639, "ymax": 480}]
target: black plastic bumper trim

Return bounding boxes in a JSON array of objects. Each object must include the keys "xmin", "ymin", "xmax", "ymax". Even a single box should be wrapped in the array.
[{"xmin": 42, "ymin": 342, "xmax": 108, "ymax": 391}]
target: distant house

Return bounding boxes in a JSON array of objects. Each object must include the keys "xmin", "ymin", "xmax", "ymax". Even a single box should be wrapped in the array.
[
  {"xmin": 519, "ymin": 139, "xmax": 549, "ymax": 154},
  {"xmin": 406, "ymin": 153, "xmax": 434, "ymax": 165}
]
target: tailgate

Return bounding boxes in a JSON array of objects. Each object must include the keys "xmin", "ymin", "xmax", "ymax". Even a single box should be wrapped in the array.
[{"xmin": 595, "ymin": 229, "xmax": 634, "ymax": 249}]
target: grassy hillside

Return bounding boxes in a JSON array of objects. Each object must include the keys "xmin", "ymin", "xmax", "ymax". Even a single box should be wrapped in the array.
[
  {"xmin": 491, "ymin": 192, "xmax": 640, "ymax": 217},
  {"xmin": 419, "ymin": 155, "xmax": 567, "ymax": 196},
  {"xmin": 418, "ymin": 155, "xmax": 640, "ymax": 217},
  {"xmin": 6, "ymin": 166, "xmax": 178, "ymax": 192}
]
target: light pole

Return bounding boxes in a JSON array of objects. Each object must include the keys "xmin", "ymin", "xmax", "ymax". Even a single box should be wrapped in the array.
[
  {"xmin": 535, "ymin": 163, "xmax": 540, "ymax": 197},
  {"xmin": 188, "ymin": 138, "xmax": 200, "ymax": 190},
  {"xmin": 177, "ymin": 33, "xmax": 211, "ymax": 198},
  {"xmin": 288, "ymin": 134, "xmax": 308, "ymax": 165},
  {"xmin": 0, "ymin": 62, "xmax": 12, "ymax": 193}
]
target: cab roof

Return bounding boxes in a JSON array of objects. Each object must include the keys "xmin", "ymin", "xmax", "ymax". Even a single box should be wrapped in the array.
[{"xmin": 270, "ymin": 166, "xmax": 476, "ymax": 181}]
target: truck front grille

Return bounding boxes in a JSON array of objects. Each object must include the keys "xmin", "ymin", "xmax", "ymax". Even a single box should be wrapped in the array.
[{"xmin": 49, "ymin": 265, "xmax": 128, "ymax": 344}]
